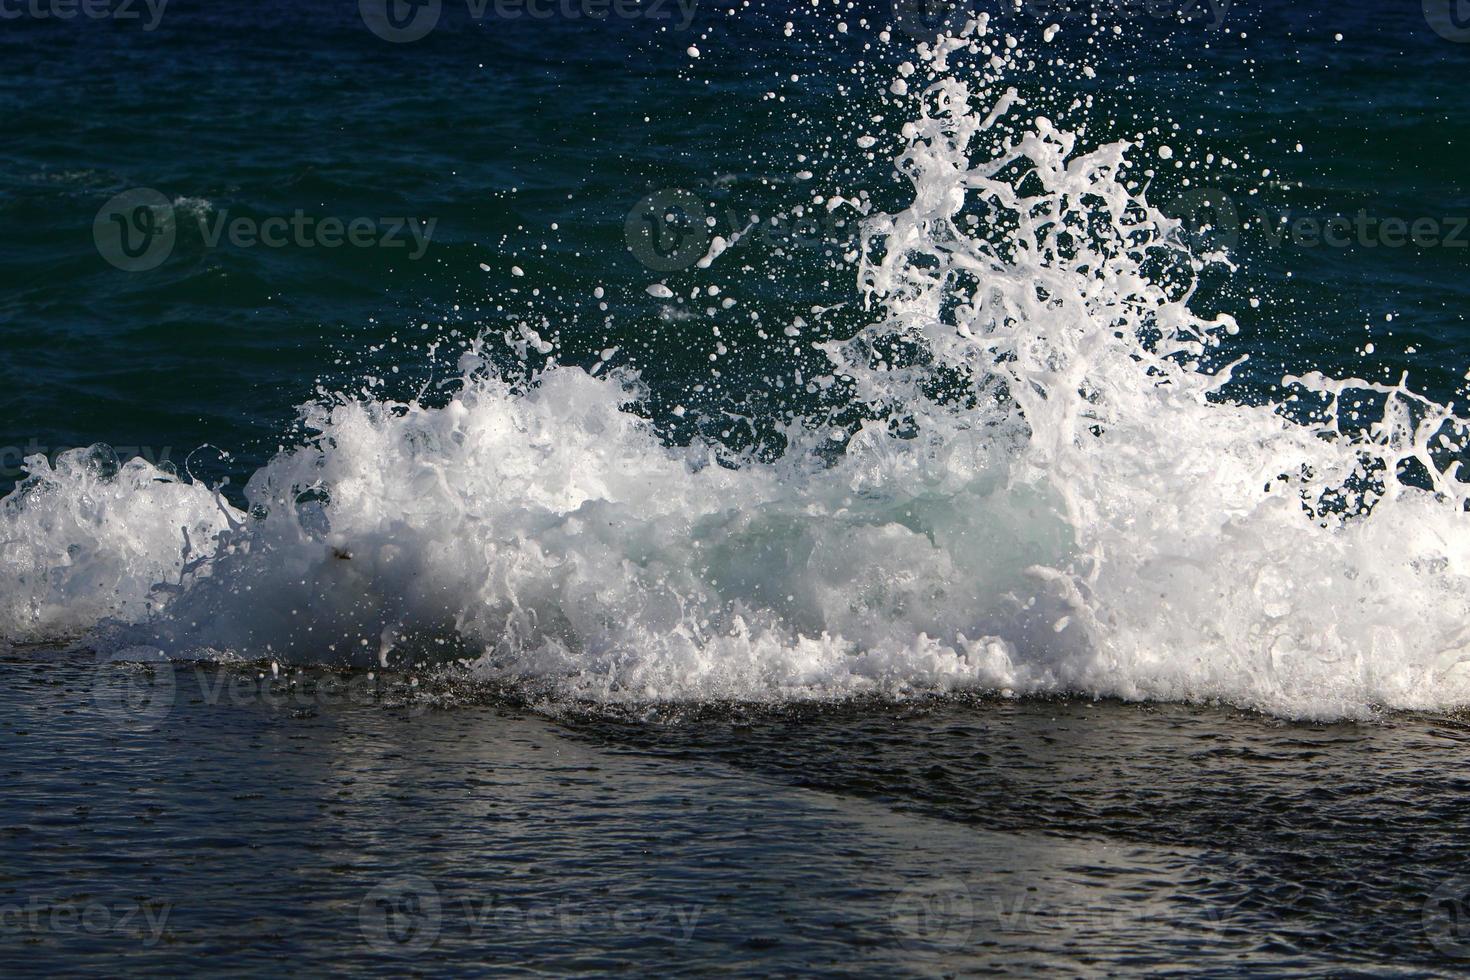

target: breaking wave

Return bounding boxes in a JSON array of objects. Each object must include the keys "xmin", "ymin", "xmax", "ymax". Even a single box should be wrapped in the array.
[{"xmin": 4, "ymin": 17, "xmax": 1468, "ymax": 719}]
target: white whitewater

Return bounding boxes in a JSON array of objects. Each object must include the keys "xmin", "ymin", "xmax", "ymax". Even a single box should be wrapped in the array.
[{"xmin": 3, "ymin": 19, "xmax": 1467, "ymax": 719}]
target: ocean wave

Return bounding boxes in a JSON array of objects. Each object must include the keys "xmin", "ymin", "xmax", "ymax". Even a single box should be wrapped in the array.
[{"xmin": 3, "ymin": 16, "xmax": 1468, "ymax": 720}]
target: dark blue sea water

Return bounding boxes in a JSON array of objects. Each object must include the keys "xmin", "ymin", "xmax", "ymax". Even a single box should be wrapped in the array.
[
  {"xmin": 3, "ymin": 0, "xmax": 1466, "ymax": 490},
  {"xmin": 4, "ymin": 0, "xmax": 1470, "ymax": 973}
]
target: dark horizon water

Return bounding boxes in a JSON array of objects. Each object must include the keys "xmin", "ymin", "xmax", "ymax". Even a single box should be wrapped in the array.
[{"xmin": 4, "ymin": 0, "xmax": 1470, "ymax": 973}]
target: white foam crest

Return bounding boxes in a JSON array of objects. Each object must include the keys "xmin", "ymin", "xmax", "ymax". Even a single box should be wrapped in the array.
[
  {"xmin": 0, "ymin": 447, "xmax": 234, "ymax": 643},
  {"xmin": 2, "ymin": 24, "xmax": 1468, "ymax": 718},
  {"xmin": 840, "ymin": 25, "xmax": 1470, "ymax": 717},
  {"xmin": 54, "ymin": 361, "xmax": 1069, "ymax": 700}
]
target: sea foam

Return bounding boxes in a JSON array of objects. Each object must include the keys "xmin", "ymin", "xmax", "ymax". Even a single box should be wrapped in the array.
[{"xmin": 3, "ymin": 18, "xmax": 1467, "ymax": 719}]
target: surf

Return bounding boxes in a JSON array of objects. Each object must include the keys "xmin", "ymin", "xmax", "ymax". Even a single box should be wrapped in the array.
[{"xmin": 3, "ymin": 16, "xmax": 1467, "ymax": 720}]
